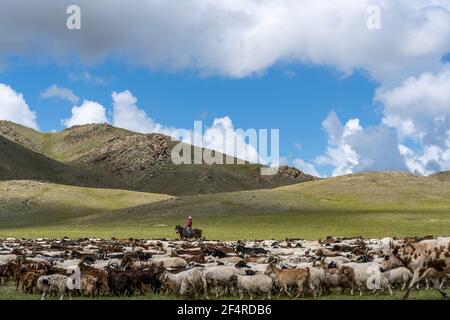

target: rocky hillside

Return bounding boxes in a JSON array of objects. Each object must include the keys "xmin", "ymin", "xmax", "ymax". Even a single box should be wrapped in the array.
[
  {"xmin": 0, "ymin": 121, "xmax": 316, "ymax": 195},
  {"xmin": 77, "ymin": 134, "xmax": 174, "ymax": 177}
]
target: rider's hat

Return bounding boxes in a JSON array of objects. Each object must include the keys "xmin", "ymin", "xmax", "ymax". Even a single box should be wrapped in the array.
[{"xmin": 188, "ymin": 216, "xmax": 192, "ymax": 219}]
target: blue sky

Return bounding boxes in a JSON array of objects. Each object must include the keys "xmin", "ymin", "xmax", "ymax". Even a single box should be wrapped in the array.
[
  {"xmin": 0, "ymin": 58, "xmax": 379, "ymax": 176},
  {"xmin": 1, "ymin": 1, "xmax": 450, "ymax": 177}
]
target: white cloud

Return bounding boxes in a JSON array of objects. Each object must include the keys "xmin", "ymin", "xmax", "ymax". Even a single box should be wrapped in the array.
[
  {"xmin": 377, "ymin": 65, "xmax": 450, "ymax": 143},
  {"xmin": 68, "ymin": 71, "xmax": 108, "ymax": 85},
  {"xmin": 0, "ymin": 1, "xmax": 449, "ymax": 81},
  {"xmin": 315, "ymin": 64, "xmax": 450, "ymax": 176},
  {"xmin": 200, "ymin": 116, "xmax": 261, "ymax": 163},
  {"xmin": 41, "ymin": 84, "xmax": 79, "ymax": 104},
  {"xmin": 399, "ymin": 144, "xmax": 450, "ymax": 175},
  {"xmin": 375, "ymin": 65, "xmax": 450, "ymax": 174},
  {"xmin": 62, "ymin": 100, "xmax": 108, "ymax": 128},
  {"xmin": 292, "ymin": 158, "xmax": 321, "ymax": 177},
  {"xmin": 112, "ymin": 90, "xmax": 176, "ymax": 136},
  {"xmin": 0, "ymin": 83, "xmax": 38, "ymax": 130},
  {"xmin": 315, "ymin": 112, "xmax": 408, "ymax": 176}
]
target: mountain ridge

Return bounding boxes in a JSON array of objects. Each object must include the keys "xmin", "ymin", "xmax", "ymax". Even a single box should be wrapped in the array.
[{"xmin": 0, "ymin": 120, "xmax": 316, "ymax": 195}]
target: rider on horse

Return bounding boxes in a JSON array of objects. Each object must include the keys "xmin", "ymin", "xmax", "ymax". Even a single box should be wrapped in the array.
[{"xmin": 186, "ymin": 216, "xmax": 193, "ymax": 236}]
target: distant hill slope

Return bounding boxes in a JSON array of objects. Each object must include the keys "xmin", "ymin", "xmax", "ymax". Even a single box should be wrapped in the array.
[
  {"xmin": 110, "ymin": 171, "xmax": 450, "ymax": 219},
  {"xmin": 0, "ymin": 172, "xmax": 448, "ymax": 239},
  {"xmin": 0, "ymin": 121, "xmax": 316, "ymax": 195},
  {"xmin": 429, "ymin": 171, "xmax": 450, "ymax": 183},
  {"xmin": 0, "ymin": 180, "xmax": 172, "ymax": 229},
  {"xmin": 0, "ymin": 136, "xmax": 121, "ymax": 188}
]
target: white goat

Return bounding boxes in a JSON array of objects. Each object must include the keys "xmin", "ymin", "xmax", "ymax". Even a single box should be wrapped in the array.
[
  {"xmin": 37, "ymin": 273, "xmax": 77, "ymax": 300},
  {"xmin": 162, "ymin": 267, "xmax": 202, "ymax": 295}
]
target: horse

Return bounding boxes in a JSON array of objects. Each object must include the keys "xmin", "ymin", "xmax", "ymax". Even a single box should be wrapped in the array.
[{"xmin": 175, "ymin": 225, "xmax": 202, "ymax": 240}]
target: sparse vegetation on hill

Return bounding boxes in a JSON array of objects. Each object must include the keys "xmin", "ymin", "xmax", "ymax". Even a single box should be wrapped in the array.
[
  {"xmin": 429, "ymin": 170, "xmax": 450, "ymax": 183},
  {"xmin": 0, "ymin": 121, "xmax": 316, "ymax": 195}
]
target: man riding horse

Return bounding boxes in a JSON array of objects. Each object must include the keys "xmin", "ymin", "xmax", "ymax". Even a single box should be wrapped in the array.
[
  {"xmin": 186, "ymin": 216, "xmax": 193, "ymax": 235},
  {"xmin": 175, "ymin": 216, "xmax": 202, "ymax": 240}
]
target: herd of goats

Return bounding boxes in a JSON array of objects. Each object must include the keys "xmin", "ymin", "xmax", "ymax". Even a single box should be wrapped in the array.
[{"xmin": 0, "ymin": 235, "xmax": 449, "ymax": 300}]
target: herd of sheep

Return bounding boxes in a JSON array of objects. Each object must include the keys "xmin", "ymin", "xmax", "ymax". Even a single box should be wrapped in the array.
[{"xmin": 0, "ymin": 236, "xmax": 449, "ymax": 300}]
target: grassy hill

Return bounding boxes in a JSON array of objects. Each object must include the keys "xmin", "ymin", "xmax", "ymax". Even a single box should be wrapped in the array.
[
  {"xmin": 0, "ymin": 180, "xmax": 172, "ymax": 231},
  {"xmin": 0, "ymin": 121, "xmax": 315, "ymax": 195},
  {"xmin": 0, "ymin": 172, "xmax": 449, "ymax": 240},
  {"xmin": 0, "ymin": 136, "xmax": 121, "ymax": 188},
  {"xmin": 429, "ymin": 171, "xmax": 450, "ymax": 183},
  {"xmin": 0, "ymin": 121, "xmax": 135, "ymax": 161}
]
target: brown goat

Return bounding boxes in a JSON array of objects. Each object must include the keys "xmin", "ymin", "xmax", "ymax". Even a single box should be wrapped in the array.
[
  {"xmin": 78, "ymin": 262, "xmax": 109, "ymax": 295},
  {"xmin": 338, "ymin": 266, "xmax": 356, "ymax": 295},
  {"xmin": 265, "ymin": 262, "xmax": 314, "ymax": 298}
]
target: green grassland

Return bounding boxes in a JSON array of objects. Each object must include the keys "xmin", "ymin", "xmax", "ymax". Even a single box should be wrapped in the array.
[
  {"xmin": 0, "ymin": 283, "xmax": 447, "ymax": 300},
  {"xmin": 0, "ymin": 172, "xmax": 449, "ymax": 240}
]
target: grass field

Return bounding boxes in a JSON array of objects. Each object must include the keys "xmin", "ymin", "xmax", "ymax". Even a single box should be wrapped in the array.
[
  {"xmin": 0, "ymin": 283, "xmax": 447, "ymax": 300},
  {"xmin": 1, "ymin": 209, "xmax": 449, "ymax": 240},
  {"xmin": 0, "ymin": 172, "xmax": 449, "ymax": 240}
]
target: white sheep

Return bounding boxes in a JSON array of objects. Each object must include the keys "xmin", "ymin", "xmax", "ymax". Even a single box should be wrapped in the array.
[
  {"xmin": 247, "ymin": 263, "xmax": 269, "ymax": 274},
  {"xmin": 151, "ymin": 256, "xmax": 187, "ymax": 269},
  {"xmin": 341, "ymin": 262, "xmax": 392, "ymax": 296},
  {"xmin": 201, "ymin": 265, "xmax": 247, "ymax": 299},
  {"xmin": 178, "ymin": 267, "xmax": 204, "ymax": 297},
  {"xmin": 233, "ymin": 274, "xmax": 273, "ymax": 299},
  {"xmin": 308, "ymin": 267, "xmax": 327, "ymax": 297},
  {"xmin": 384, "ymin": 267, "xmax": 413, "ymax": 290}
]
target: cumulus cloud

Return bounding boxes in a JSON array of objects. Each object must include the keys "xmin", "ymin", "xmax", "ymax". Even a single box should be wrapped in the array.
[
  {"xmin": 0, "ymin": 1, "xmax": 449, "ymax": 81},
  {"xmin": 303, "ymin": 60, "xmax": 450, "ymax": 177},
  {"xmin": 375, "ymin": 65, "xmax": 450, "ymax": 174},
  {"xmin": 292, "ymin": 158, "xmax": 321, "ymax": 177},
  {"xmin": 62, "ymin": 100, "xmax": 108, "ymax": 127},
  {"xmin": 112, "ymin": 90, "xmax": 176, "ymax": 136},
  {"xmin": 377, "ymin": 65, "xmax": 450, "ymax": 144},
  {"xmin": 198, "ymin": 116, "xmax": 261, "ymax": 164},
  {"xmin": 0, "ymin": 83, "xmax": 38, "ymax": 129},
  {"xmin": 315, "ymin": 112, "xmax": 408, "ymax": 176},
  {"xmin": 399, "ymin": 144, "xmax": 450, "ymax": 175},
  {"xmin": 41, "ymin": 84, "xmax": 79, "ymax": 104},
  {"xmin": 306, "ymin": 63, "xmax": 450, "ymax": 176}
]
